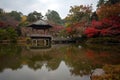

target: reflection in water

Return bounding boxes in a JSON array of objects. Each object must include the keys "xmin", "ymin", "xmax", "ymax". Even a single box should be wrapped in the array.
[
  {"xmin": 27, "ymin": 39, "xmax": 51, "ymax": 49},
  {"xmin": 0, "ymin": 44, "xmax": 120, "ymax": 80},
  {"xmin": 0, "ymin": 61, "xmax": 89, "ymax": 80}
]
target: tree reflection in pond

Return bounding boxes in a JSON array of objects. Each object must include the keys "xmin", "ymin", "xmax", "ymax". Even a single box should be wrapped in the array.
[
  {"xmin": 0, "ymin": 44, "xmax": 22, "ymax": 72},
  {"xmin": 0, "ymin": 44, "xmax": 120, "ymax": 80}
]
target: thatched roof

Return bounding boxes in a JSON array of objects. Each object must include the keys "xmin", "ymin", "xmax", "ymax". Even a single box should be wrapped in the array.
[{"xmin": 28, "ymin": 20, "xmax": 52, "ymax": 29}]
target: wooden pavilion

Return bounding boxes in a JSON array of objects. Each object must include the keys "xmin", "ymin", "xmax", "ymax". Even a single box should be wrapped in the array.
[{"xmin": 27, "ymin": 20, "xmax": 52, "ymax": 48}]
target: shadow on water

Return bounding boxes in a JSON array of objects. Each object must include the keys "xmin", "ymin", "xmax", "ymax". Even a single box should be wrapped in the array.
[{"xmin": 0, "ymin": 43, "xmax": 120, "ymax": 80}]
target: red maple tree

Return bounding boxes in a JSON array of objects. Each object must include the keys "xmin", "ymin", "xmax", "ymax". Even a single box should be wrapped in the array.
[{"xmin": 84, "ymin": 16, "xmax": 120, "ymax": 38}]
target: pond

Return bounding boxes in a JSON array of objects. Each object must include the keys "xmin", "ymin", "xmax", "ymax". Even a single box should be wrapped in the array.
[{"xmin": 0, "ymin": 44, "xmax": 120, "ymax": 80}]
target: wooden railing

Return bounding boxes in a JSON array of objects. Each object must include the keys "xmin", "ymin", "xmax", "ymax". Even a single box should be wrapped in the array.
[{"xmin": 27, "ymin": 34, "xmax": 52, "ymax": 37}]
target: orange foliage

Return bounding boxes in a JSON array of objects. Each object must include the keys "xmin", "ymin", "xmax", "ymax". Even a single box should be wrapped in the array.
[
  {"xmin": 86, "ymin": 50, "xmax": 95, "ymax": 59},
  {"xmin": 65, "ymin": 21, "xmax": 86, "ymax": 35},
  {"xmin": 85, "ymin": 49, "xmax": 112, "ymax": 65},
  {"xmin": 86, "ymin": 50, "xmax": 110, "ymax": 59},
  {"xmin": 66, "ymin": 27, "xmax": 72, "ymax": 33},
  {"xmin": 73, "ymin": 21, "xmax": 86, "ymax": 28},
  {"xmin": 97, "ymin": 2, "xmax": 120, "ymax": 19},
  {"xmin": 99, "ymin": 52, "xmax": 109, "ymax": 57}
]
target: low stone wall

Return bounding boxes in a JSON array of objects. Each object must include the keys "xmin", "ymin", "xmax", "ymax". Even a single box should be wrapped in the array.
[{"xmin": 0, "ymin": 40, "xmax": 26, "ymax": 44}]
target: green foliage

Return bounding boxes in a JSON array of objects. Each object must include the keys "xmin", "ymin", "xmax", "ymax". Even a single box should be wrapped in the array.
[
  {"xmin": 0, "ymin": 44, "xmax": 22, "ymax": 55},
  {"xmin": 91, "ymin": 12, "xmax": 98, "ymax": 21},
  {"xmin": 7, "ymin": 27, "xmax": 18, "ymax": 41},
  {"xmin": 16, "ymin": 27, "xmax": 21, "ymax": 36},
  {"xmin": 8, "ymin": 11, "xmax": 22, "ymax": 21},
  {"xmin": 0, "ymin": 29, "xmax": 7, "ymax": 40},
  {"xmin": 27, "ymin": 11, "xmax": 43, "ymax": 22},
  {"xmin": 0, "ymin": 9, "xmax": 7, "ymax": 21},
  {"xmin": 0, "ymin": 8, "xmax": 4, "ymax": 14},
  {"xmin": 0, "ymin": 27, "xmax": 18, "ymax": 42},
  {"xmin": 18, "ymin": 21, "xmax": 29, "ymax": 27},
  {"xmin": 45, "ymin": 10, "xmax": 63, "ymax": 25},
  {"xmin": 65, "ymin": 5, "xmax": 92, "ymax": 23}
]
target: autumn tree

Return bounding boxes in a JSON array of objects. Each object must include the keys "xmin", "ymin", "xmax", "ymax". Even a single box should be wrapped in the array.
[
  {"xmin": 96, "ymin": 0, "xmax": 120, "ymax": 19},
  {"xmin": 65, "ymin": 5, "xmax": 92, "ymax": 37},
  {"xmin": 0, "ymin": 21, "xmax": 5, "ymax": 28},
  {"xmin": 21, "ymin": 16, "xmax": 27, "ymax": 22},
  {"xmin": 65, "ymin": 5, "xmax": 92, "ymax": 23},
  {"xmin": 18, "ymin": 15, "xmax": 29, "ymax": 27},
  {"xmin": 84, "ymin": 16, "xmax": 120, "ymax": 38},
  {"xmin": 0, "ymin": 14, "xmax": 19, "ymax": 28},
  {"xmin": 97, "ymin": 0, "xmax": 120, "ymax": 7},
  {"xmin": 97, "ymin": 2, "xmax": 120, "ymax": 19},
  {"xmin": 85, "ymin": 0, "xmax": 120, "ymax": 39}
]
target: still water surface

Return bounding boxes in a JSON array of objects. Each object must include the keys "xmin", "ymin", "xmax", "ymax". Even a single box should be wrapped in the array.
[{"xmin": 0, "ymin": 44, "xmax": 120, "ymax": 80}]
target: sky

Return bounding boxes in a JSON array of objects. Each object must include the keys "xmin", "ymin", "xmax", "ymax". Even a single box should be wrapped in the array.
[{"xmin": 0, "ymin": 0, "xmax": 99, "ymax": 18}]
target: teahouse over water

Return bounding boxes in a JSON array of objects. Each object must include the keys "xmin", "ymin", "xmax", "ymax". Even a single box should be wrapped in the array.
[
  {"xmin": 27, "ymin": 19, "xmax": 52, "ymax": 36},
  {"xmin": 27, "ymin": 20, "xmax": 53, "ymax": 48}
]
